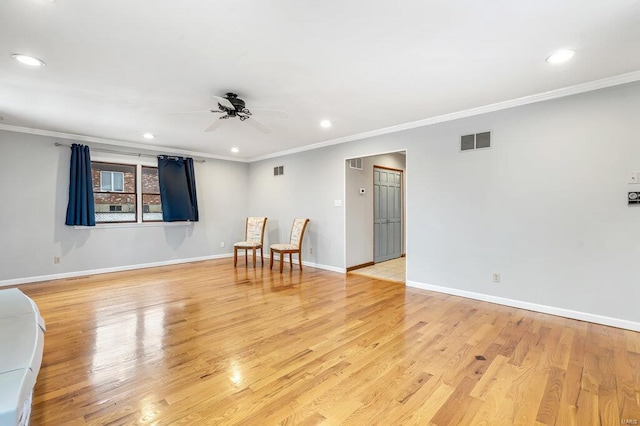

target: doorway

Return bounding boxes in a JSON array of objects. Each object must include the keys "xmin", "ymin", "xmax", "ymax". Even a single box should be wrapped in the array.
[{"xmin": 345, "ymin": 151, "xmax": 406, "ymax": 282}]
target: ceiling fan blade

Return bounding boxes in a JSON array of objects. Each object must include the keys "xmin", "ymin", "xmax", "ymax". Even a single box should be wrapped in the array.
[
  {"xmin": 169, "ymin": 110, "xmax": 221, "ymax": 115},
  {"xmin": 204, "ymin": 118, "xmax": 224, "ymax": 132},
  {"xmin": 250, "ymin": 108, "xmax": 288, "ymax": 119},
  {"xmin": 212, "ymin": 95, "xmax": 235, "ymax": 110},
  {"xmin": 245, "ymin": 117, "xmax": 273, "ymax": 134}
]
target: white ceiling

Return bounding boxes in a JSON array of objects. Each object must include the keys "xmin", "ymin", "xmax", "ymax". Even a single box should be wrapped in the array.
[{"xmin": 1, "ymin": 0, "xmax": 639, "ymax": 161}]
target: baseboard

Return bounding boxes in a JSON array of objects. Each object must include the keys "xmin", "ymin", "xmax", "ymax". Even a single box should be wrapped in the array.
[
  {"xmin": 302, "ymin": 261, "xmax": 345, "ymax": 273},
  {"xmin": 1, "ymin": 253, "xmax": 346, "ymax": 287},
  {"xmin": 0, "ymin": 253, "xmax": 235, "ymax": 288},
  {"xmin": 264, "ymin": 255, "xmax": 346, "ymax": 274},
  {"xmin": 346, "ymin": 262, "xmax": 375, "ymax": 272},
  {"xmin": 406, "ymin": 280, "xmax": 640, "ymax": 332},
  {"xmin": 238, "ymin": 253, "xmax": 345, "ymax": 273}
]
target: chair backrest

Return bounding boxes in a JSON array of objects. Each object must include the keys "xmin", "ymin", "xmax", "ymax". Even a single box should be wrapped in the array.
[
  {"xmin": 245, "ymin": 217, "xmax": 267, "ymax": 243},
  {"xmin": 289, "ymin": 218, "xmax": 310, "ymax": 247}
]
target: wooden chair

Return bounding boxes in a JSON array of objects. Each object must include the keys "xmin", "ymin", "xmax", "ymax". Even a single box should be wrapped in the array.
[
  {"xmin": 234, "ymin": 217, "xmax": 267, "ymax": 267},
  {"xmin": 270, "ymin": 218, "xmax": 310, "ymax": 273}
]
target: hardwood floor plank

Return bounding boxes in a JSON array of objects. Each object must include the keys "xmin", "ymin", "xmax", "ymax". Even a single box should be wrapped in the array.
[
  {"xmin": 535, "ymin": 366, "xmax": 566, "ymax": 424},
  {"xmin": 6, "ymin": 258, "xmax": 637, "ymax": 425}
]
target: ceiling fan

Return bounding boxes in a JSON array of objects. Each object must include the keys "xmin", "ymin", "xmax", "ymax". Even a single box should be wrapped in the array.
[{"xmin": 171, "ymin": 92, "xmax": 287, "ymax": 134}]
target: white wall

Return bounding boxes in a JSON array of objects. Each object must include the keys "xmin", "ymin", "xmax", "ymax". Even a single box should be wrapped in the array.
[
  {"xmin": 248, "ymin": 81, "xmax": 640, "ymax": 328},
  {"xmin": 345, "ymin": 152, "xmax": 406, "ymax": 268},
  {"xmin": 405, "ymin": 83, "xmax": 640, "ymax": 326},
  {"xmin": 0, "ymin": 130, "xmax": 249, "ymax": 283},
  {"xmin": 247, "ymin": 149, "xmax": 346, "ymax": 271}
]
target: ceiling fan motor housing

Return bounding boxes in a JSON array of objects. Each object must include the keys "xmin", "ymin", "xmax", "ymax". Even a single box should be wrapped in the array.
[{"xmin": 220, "ymin": 93, "xmax": 246, "ymax": 112}]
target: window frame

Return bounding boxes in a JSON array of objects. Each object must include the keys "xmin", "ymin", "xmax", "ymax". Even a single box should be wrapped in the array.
[
  {"xmin": 92, "ymin": 161, "xmax": 137, "ymax": 224},
  {"xmin": 88, "ymin": 155, "xmax": 166, "ymax": 227},
  {"xmin": 141, "ymin": 165, "xmax": 163, "ymax": 223}
]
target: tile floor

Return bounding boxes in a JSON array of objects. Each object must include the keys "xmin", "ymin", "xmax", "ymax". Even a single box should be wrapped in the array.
[{"xmin": 348, "ymin": 256, "xmax": 406, "ymax": 283}]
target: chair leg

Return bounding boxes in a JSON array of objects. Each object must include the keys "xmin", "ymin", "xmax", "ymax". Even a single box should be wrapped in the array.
[
  {"xmin": 270, "ymin": 249, "xmax": 274, "ymax": 269},
  {"xmin": 234, "ymin": 247, "xmax": 237, "ymax": 267},
  {"xmin": 252, "ymin": 248, "xmax": 256, "ymax": 268},
  {"xmin": 245, "ymin": 249, "xmax": 248, "ymax": 266},
  {"xmin": 280, "ymin": 252, "xmax": 284, "ymax": 273},
  {"xmin": 299, "ymin": 251, "xmax": 303, "ymax": 270},
  {"xmin": 289, "ymin": 253, "xmax": 293, "ymax": 270},
  {"xmin": 260, "ymin": 247, "xmax": 264, "ymax": 266}
]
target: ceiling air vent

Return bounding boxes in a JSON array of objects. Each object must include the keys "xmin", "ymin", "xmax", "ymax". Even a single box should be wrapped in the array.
[
  {"xmin": 274, "ymin": 165, "xmax": 284, "ymax": 176},
  {"xmin": 348, "ymin": 158, "xmax": 363, "ymax": 170},
  {"xmin": 460, "ymin": 131, "xmax": 491, "ymax": 151}
]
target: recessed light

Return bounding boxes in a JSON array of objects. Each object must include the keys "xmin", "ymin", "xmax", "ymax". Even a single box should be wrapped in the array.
[
  {"xmin": 142, "ymin": 133, "xmax": 155, "ymax": 139},
  {"xmin": 320, "ymin": 120, "xmax": 332, "ymax": 128},
  {"xmin": 546, "ymin": 49, "xmax": 575, "ymax": 64},
  {"xmin": 12, "ymin": 54, "xmax": 45, "ymax": 67},
  {"xmin": 230, "ymin": 147, "xmax": 239, "ymax": 153}
]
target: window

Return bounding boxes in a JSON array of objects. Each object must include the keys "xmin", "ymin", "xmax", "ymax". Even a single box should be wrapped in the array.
[
  {"xmin": 92, "ymin": 162, "xmax": 136, "ymax": 223},
  {"xmin": 142, "ymin": 166, "xmax": 163, "ymax": 221},
  {"xmin": 91, "ymin": 161, "xmax": 163, "ymax": 224},
  {"xmin": 100, "ymin": 170, "xmax": 124, "ymax": 192}
]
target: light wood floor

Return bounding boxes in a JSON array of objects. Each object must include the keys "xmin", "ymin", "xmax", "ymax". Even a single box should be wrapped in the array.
[{"xmin": 13, "ymin": 259, "xmax": 640, "ymax": 425}]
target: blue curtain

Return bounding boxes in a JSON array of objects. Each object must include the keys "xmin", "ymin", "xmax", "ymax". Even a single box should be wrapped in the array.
[
  {"xmin": 157, "ymin": 156, "xmax": 199, "ymax": 222},
  {"xmin": 65, "ymin": 144, "xmax": 95, "ymax": 226}
]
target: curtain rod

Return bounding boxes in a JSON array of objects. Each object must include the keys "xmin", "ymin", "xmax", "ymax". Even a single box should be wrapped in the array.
[{"xmin": 54, "ymin": 142, "xmax": 206, "ymax": 163}]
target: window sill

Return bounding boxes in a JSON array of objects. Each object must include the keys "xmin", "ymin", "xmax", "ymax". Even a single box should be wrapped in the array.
[{"xmin": 74, "ymin": 221, "xmax": 195, "ymax": 230}]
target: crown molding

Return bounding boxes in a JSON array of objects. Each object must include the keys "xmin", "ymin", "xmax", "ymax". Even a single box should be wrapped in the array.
[
  {"xmin": 0, "ymin": 124, "xmax": 248, "ymax": 163},
  {"xmin": 248, "ymin": 70, "xmax": 640, "ymax": 162}
]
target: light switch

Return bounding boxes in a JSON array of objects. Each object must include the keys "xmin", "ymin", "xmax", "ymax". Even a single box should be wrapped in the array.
[
  {"xmin": 629, "ymin": 171, "xmax": 639, "ymax": 184},
  {"xmin": 334, "ymin": 199, "xmax": 342, "ymax": 207}
]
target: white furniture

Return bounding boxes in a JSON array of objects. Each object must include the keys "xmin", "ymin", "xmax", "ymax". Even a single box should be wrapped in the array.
[{"xmin": 0, "ymin": 289, "xmax": 46, "ymax": 426}]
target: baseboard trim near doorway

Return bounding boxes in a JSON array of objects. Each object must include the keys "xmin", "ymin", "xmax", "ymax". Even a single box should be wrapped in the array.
[{"xmin": 346, "ymin": 262, "xmax": 375, "ymax": 272}]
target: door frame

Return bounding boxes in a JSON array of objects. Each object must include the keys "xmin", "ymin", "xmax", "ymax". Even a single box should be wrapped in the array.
[{"xmin": 342, "ymin": 149, "xmax": 408, "ymax": 275}]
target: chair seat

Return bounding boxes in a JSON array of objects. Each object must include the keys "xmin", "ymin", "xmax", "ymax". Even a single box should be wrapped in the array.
[
  {"xmin": 270, "ymin": 243, "xmax": 299, "ymax": 251},
  {"xmin": 234, "ymin": 241, "xmax": 263, "ymax": 248}
]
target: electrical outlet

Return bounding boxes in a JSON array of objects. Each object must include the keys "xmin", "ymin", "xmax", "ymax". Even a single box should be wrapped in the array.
[
  {"xmin": 220, "ymin": 242, "xmax": 225, "ymax": 248},
  {"xmin": 492, "ymin": 272, "xmax": 501, "ymax": 283},
  {"xmin": 53, "ymin": 256, "xmax": 61, "ymax": 264}
]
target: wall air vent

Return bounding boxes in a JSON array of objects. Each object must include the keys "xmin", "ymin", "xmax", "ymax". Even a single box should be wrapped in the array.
[
  {"xmin": 348, "ymin": 158, "xmax": 363, "ymax": 170},
  {"xmin": 460, "ymin": 131, "xmax": 491, "ymax": 151},
  {"xmin": 274, "ymin": 165, "xmax": 284, "ymax": 176}
]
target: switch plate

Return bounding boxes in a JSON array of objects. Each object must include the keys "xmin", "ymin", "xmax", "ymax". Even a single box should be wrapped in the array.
[
  {"xmin": 628, "ymin": 171, "xmax": 639, "ymax": 184},
  {"xmin": 334, "ymin": 199, "xmax": 342, "ymax": 207}
]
